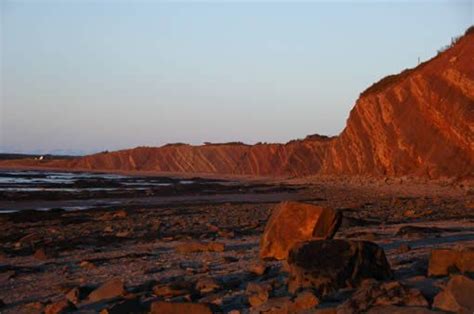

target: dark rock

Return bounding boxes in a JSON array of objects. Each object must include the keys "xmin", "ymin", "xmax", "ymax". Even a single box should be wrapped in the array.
[
  {"xmin": 312, "ymin": 308, "xmax": 337, "ymax": 314},
  {"xmin": 113, "ymin": 210, "xmax": 128, "ymax": 219},
  {"xmin": 175, "ymin": 241, "xmax": 225, "ymax": 253},
  {"xmin": 396, "ymin": 226, "xmax": 444, "ymax": 238},
  {"xmin": 65, "ymin": 287, "xmax": 80, "ymax": 304},
  {"xmin": 218, "ymin": 230, "xmax": 235, "ymax": 238},
  {"xmin": 248, "ymin": 261, "xmax": 268, "ymax": 276},
  {"xmin": 0, "ymin": 270, "xmax": 15, "ymax": 283},
  {"xmin": 366, "ymin": 305, "xmax": 439, "ymax": 314},
  {"xmin": 260, "ymin": 201, "xmax": 342, "ymax": 260},
  {"xmin": 150, "ymin": 301, "xmax": 212, "ymax": 314},
  {"xmin": 44, "ymin": 299, "xmax": 75, "ymax": 314},
  {"xmin": 23, "ymin": 301, "xmax": 44, "ymax": 313},
  {"xmin": 250, "ymin": 296, "xmax": 293, "ymax": 313},
  {"xmin": 79, "ymin": 260, "xmax": 96, "ymax": 269},
  {"xmin": 100, "ymin": 298, "xmax": 146, "ymax": 314},
  {"xmin": 337, "ymin": 280, "xmax": 428, "ymax": 313},
  {"xmin": 153, "ymin": 281, "xmax": 194, "ymax": 298},
  {"xmin": 340, "ymin": 216, "xmax": 376, "ymax": 228},
  {"xmin": 196, "ymin": 277, "xmax": 220, "ymax": 294},
  {"xmin": 401, "ymin": 276, "xmax": 441, "ymax": 303},
  {"xmin": 293, "ymin": 290, "xmax": 319, "ymax": 311},
  {"xmin": 287, "ymin": 240, "xmax": 392, "ymax": 295},
  {"xmin": 397, "ymin": 243, "xmax": 412, "ymax": 253},
  {"xmin": 34, "ymin": 247, "xmax": 56, "ymax": 260},
  {"xmin": 223, "ymin": 256, "xmax": 239, "ymax": 263},
  {"xmin": 115, "ymin": 230, "xmax": 130, "ymax": 238},
  {"xmin": 179, "ymin": 260, "xmax": 204, "ymax": 271}
]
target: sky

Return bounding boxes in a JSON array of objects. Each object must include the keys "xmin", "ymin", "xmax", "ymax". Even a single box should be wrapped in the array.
[{"xmin": 1, "ymin": 1, "xmax": 472, "ymax": 155}]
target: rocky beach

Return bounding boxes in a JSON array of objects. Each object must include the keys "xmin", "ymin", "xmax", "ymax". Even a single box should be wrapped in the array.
[{"xmin": 0, "ymin": 171, "xmax": 473, "ymax": 313}]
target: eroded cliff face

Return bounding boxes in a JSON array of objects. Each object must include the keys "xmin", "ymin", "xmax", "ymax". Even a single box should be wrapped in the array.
[
  {"xmin": 62, "ymin": 137, "xmax": 332, "ymax": 176},
  {"xmin": 2, "ymin": 30, "xmax": 473, "ymax": 178},
  {"xmin": 322, "ymin": 31, "xmax": 474, "ymax": 178}
]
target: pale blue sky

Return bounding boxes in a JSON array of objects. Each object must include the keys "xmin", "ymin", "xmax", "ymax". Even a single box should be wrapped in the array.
[{"xmin": 1, "ymin": 1, "xmax": 472, "ymax": 155}]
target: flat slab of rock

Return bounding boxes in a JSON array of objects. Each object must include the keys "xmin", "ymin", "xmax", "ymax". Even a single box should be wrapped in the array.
[
  {"xmin": 428, "ymin": 247, "xmax": 474, "ymax": 276},
  {"xmin": 433, "ymin": 275, "xmax": 474, "ymax": 313},
  {"xmin": 153, "ymin": 281, "xmax": 194, "ymax": 298},
  {"xmin": 87, "ymin": 278, "xmax": 125, "ymax": 303},
  {"xmin": 44, "ymin": 299, "xmax": 75, "ymax": 314},
  {"xmin": 150, "ymin": 301, "xmax": 212, "ymax": 314},
  {"xmin": 260, "ymin": 201, "xmax": 341, "ymax": 260},
  {"xmin": 175, "ymin": 241, "xmax": 225, "ymax": 253},
  {"xmin": 287, "ymin": 240, "xmax": 392, "ymax": 295}
]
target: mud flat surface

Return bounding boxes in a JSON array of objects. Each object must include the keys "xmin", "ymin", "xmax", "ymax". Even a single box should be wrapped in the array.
[
  {"xmin": 0, "ymin": 171, "xmax": 473, "ymax": 313},
  {"xmin": 0, "ymin": 170, "xmax": 309, "ymax": 213}
]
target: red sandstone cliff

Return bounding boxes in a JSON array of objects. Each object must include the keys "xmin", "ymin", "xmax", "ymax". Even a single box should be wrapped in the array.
[
  {"xmin": 2, "ymin": 29, "xmax": 473, "ymax": 178},
  {"xmin": 322, "ymin": 28, "xmax": 474, "ymax": 178},
  {"xmin": 60, "ymin": 136, "xmax": 332, "ymax": 177}
]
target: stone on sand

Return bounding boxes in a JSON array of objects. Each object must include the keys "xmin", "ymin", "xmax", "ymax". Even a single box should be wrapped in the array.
[
  {"xmin": 246, "ymin": 282, "xmax": 272, "ymax": 307},
  {"xmin": 432, "ymin": 275, "xmax": 474, "ymax": 313},
  {"xmin": 153, "ymin": 281, "xmax": 193, "ymax": 298},
  {"xmin": 65, "ymin": 287, "xmax": 81, "ymax": 305},
  {"xmin": 287, "ymin": 240, "xmax": 392, "ymax": 295},
  {"xmin": 397, "ymin": 243, "xmax": 411, "ymax": 253},
  {"xmin": 366, "ymin": 306, "xmax": 438, "ymax": 314},
  {"xmin": 113, "ymin": 209, "xmax": 128, "ymax": 219},
  {"xmin": 44, "ymin": 299, "xmax": 75, "ymax": 314},
  {"xmin": 260, "ymin": 201, "xmax": 341, "ymax": 260},
  {"xmin": 337, "ymin": 279, "xmax": 428, "ymax": 313},
  {"xmin": 150, "ymin": 301, "xmax": 212, "ymax": 314},
  {"xmin": 248, "ymin": 261, "xmax": 268, "ymax": 276},
  {"xmin": 79, "ymin": 260, "xmax": 96, "ymax": 269},
  {"xmin": 293, "ymin": 290, "xmax": 319, "ymax": 310},
  {"xmin": 175, "ymin": 241, "xmax": 225, "ymax": 254},
  {"xmin": 34, "ymin": 248, "xmax": 56, "ymax": 260},
  {"xmin": 428, "ymin": 247, "xmax": 474, "ymax": 276},
  {"xmin": 196, "ymin": 277, "xmax": 220, "ymax": 294},
  {"xmin": 100, "ymin": 299, "xmax": 145, "ymax": 314},
  {"xmin": 250, "ymin": 297, "xmax": 292, "ymax": 314},
  {"xmin": 87, "ymin": 278, "xmax": 125, "ymax": 302}
]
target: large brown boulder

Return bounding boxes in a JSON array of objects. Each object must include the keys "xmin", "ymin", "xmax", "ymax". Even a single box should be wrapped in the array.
[
  {"xmin": 287, "ymin": 240, "xmax": 392, "ymax": 295},
  {"xmin": 260, "ymin": 201, "xmax": 341, "ymax": 260},
  {"xmin": 432, "ymin": 275, "xmax": 474, "ymax": 313},
  {"xmin": 428, "ymin": 247, "xmax": 474, "ymax": 276}
]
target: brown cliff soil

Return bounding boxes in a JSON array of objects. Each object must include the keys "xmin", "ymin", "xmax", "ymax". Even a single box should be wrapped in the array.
[{"xmin": 1, "ymin": 30, "xmax": 473, "ymax": 179}]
